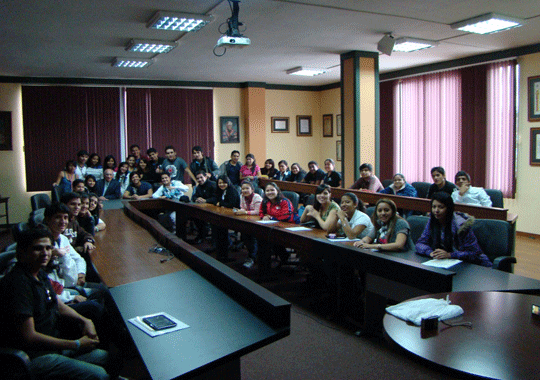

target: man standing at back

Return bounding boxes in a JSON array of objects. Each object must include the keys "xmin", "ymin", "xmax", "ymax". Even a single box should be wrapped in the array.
[
  {"xmin": 189, "ymin": 145, "xmax": 219, "ymax": 185},
  {"xmin": 161, "ymin": 145, "xmax": 193, "ymax": 184},
  {"xmin": 0, "ymin": 227, "xmax": 110, "ymax": 380},
  {"xmin": 219, "ymin": 150, "xmax": 243, "ymax": 186}
]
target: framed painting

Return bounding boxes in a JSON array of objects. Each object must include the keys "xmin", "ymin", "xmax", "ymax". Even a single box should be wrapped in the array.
[
  {"xmin": 336, "ymin": 114, "xmax": 342, "ymax": 136},
  {"xmin": 271, "ymin": 117, "xmax": 289, "ymax": 133},
  {"xmin": 296, "ymin": 115, "xmax": 312, "ymax": 136},
  {"xmin": 530, "ymin": 128, "xmax": 540, "ymax": 165},
  {"xmin": 323, "ymin": 114, "xmax": 333, "ymax": 137},
  {"xmin": 0, "ymin": 111, "xmax": 12, "ymax": 151},
  {"xmin": 220, "ymin": 116, "xmax": 240, "ymax": 144},
  {"xmin": 336, "ymin": 140, "xmax": 342, "ymax": 161},
  {"xmin": 528, "ymin": 76, "xmax": 540, "ymax": 122}
]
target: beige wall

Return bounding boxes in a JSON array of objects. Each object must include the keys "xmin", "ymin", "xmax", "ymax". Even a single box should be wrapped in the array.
[
  {"xmin": 213, "ymin": 87, "xmax": 244, "ymax": 166},
  {"xmin": 0, "ymin": 83, "xmax": 37, "ymax": 224},
  {"xmin": 506, "ymin": 52, "xmax": 540, "ymax": 235}
]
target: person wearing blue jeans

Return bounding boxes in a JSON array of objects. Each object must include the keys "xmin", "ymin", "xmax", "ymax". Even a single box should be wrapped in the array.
[{"xmin": 0, "ymin": 227, "xmax": 110, "ymax": 380}]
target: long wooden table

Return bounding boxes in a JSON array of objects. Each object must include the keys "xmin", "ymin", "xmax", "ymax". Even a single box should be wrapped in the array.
[
  {"xmin": 259, "ymin": 178, "xmax": 517, "ymax": 223},
  {"xmin": 91, "ymin": 206, "xmax": 291, "ymax": 379},
  {"xmin": 126, "ymin": 199, "xmax": 540, "ymax": 334}
]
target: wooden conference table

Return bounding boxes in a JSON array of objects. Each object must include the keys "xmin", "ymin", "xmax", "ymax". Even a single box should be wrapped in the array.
[
  {"xmin": 126, "ymin": 199, "xmax": 540, "ymax": 334},
  {"xmin": 383, "ymin": 291, "xmax": 540, "ymax": 380},
  {"xmin": 91, "ymin": 208, "xmax": 290, "ymax": 380}
]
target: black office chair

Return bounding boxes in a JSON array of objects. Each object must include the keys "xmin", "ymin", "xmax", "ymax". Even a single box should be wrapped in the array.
[
  {"xmin": 381, "ymin": 179, "xmax": 393, "ymax": 189},
  {"xmin": 51, "ymin": 185, "xmax": 63, "ymax": 203},
  {"xmin": 411, "ymin": 182, "xmax": 431, "ymax": 199},
  {"xmin": 282, "ymin": 191, "xmax": 300, "ymax": 212},
  {"xmin": 30, "ymin": 193, "xmax": 51, "ymax": 211},
  {"xmin": 485, "ymin": 189, "xmax": 504, "ymax": 208},
  {"xmin": 406, "ymin": 215, "xmax": 429, "ymax": 244},
  {"xmin": 305, "ymin": 194, "xmax": 316, "ymax": 207},
  {"xmin": 365, "ymin": 206, "xmax": 375, "ymax": 218},
  {"xmin": 254, "ymin": 187, "xmax": 264, "ymax": 197},
  {"xmin": 0, "ymin": 347, "xmax": 32, "ymax": 380},
  {"xmin": 472, "ymin": 219, "xmax": 516, "ymax": 273},
  {"xmin": 28, "ymin": 209, "xmax": 45, "ymax": 228}
]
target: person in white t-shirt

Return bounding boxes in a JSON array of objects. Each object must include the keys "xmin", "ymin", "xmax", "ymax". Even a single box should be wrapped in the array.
[
  {"xmin": 451, "ymin": 171, "xmax": 492, "ymax": 207},
  {"xmin": 334, "ymin": 192, "xmax": 374, "ymax": 239}
]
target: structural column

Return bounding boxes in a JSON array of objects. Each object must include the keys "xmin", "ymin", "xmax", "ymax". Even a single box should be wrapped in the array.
[
  {"xmin": 340, "ymin": 51, "xmax": 379, "ymax": 187},
  {"xmin": 242, "ymin": 83, "xmax": 266, "ymax": 161}
]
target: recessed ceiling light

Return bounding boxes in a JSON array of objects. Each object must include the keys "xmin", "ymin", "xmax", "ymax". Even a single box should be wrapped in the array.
[
  {"xmin": 286, "ymin": 67, "xmax": 328, "ymax": 76},
  {"xmin": 126, "ymin": 39, "xmax": 177, "ymax": 54},
  {"xmin": 393, "ymin": 38, "xmax": 438, "ymax": 52},
  {"xmin": 451, "ymin": 13, "xmax": 524, "ymax": 34},
  {"xmin": 147, "ymin": 11, "xmax": 213, "ymax": 32},
  {"xmin": 112, "ymin": 58, "xmax": 153, "ymax": 68}
]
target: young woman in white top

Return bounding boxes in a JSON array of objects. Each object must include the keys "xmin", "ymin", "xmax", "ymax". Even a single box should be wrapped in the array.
[
  {"xmin": 335, "ymin": 192, "xmax": 374, "ymax": 239},
  {"xmin": 234, "ymin": 180, "xmax": 263, "ymax": 268}
]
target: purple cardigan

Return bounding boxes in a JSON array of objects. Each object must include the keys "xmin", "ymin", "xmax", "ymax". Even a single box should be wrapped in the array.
[{"xmin": 416, "ymin": 213, "xmax": 492, "ymax": 267}]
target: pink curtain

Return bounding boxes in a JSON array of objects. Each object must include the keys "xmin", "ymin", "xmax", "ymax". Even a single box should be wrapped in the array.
[
  {"xmin": 395, "ymin": 70, "xmax": 461, "ymax": 183},
  {"xmin": 486, "ymin": 61, "xmax": 516, "ymax": 197}
]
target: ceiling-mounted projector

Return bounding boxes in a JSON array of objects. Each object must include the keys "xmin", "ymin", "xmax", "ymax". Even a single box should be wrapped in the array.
[{"xmin": 216, "ymin": 35, "xmax": 251, "ymax": 48}]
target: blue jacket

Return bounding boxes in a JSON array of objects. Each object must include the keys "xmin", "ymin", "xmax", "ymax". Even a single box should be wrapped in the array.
[
  {"xmin": 379, "ymin": 183, "xmax": 418, "ymax": 197},
  {"xmin": 95, "ymin": 179, "xmax": 121, "ymax": 200}
]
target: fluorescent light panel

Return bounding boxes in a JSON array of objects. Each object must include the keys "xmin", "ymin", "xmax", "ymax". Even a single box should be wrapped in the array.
[
  {"xmin": 286, "ymin": 67, "xmax": 328, "ymax": 76},
  {"xmin": 147, "ymin": 11, "xmax": 213, "ymax": 32},
  {"xmin": 126, "ymin": 39, "xmax": 177, "ymax": 54},
  {"xmin": 451, "ymin": 13, "xmax": 524, "ymax": 34},
  {"xmin": 393, "ymin": 37, "xmax": 438, "ymax": 52},
  {"xmin": 112, "ymin": 58, "xmax": 153, "ymax": 68}
]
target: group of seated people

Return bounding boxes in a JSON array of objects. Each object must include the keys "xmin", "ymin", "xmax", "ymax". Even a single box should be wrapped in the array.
[{"xmin": 0, "ymin": 190, "xmax": 133, "ymax": 379}]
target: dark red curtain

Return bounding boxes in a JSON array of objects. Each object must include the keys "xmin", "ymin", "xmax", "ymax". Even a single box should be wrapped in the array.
[
  {"xmin": 22, "ymin": 86, "xmax": 121, "ymax": 191},
  {"xmin": 125, "ymin": 88, "xmax": 214, "ymax": 180},
  {"xmin": 379, "ymin": 80, "xmax": 395, "ymax": 180},
  {"xmin": 460, "ymin": 65, "xmax": 488, "ymax": 187}
]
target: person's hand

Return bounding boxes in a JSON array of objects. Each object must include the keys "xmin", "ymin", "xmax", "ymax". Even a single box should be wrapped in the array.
[
  {"xmin": 262, "ymin": 215, "xmax": 272, "ymax": 221},
  {"xmin": 77, "ymin": 274, "xmax": 86, "ymax": 286},
  {"xmin": 81, "ymin": 318, "xmax": 98, "ymax": 339},
  {"xmin": 234, "ymin": 209, "xmax": 247, "ymax": 215},
  {"xmin": 196, "ymin": 197, "xmax": 206, "ymax": 204},
  {"xmin": 98, "ymin": 196, "xmax": 108, "ymax": 201},
  {"xmin": 52, "ymin": 248, "xmax": 64, "ymax": 258},
  {"xmin": 83, "ymin": 242, "xmax": 96, "ymax": 253},
  {"xmin": 73, "ymin": 295, "xmax": 87, "ymax": 303},
  {"xmin": 336, "ymin": 209, "xmax": 347, "ymax": 220},
  {"xmin": 458, "ymin": 183, "xmax": 470, "ymax": 196},
  {"xmin": 78, "ymin": 336, "xmax": 100, "ymax": 351},
  {"xmin": 131, "ymin": 194, "xmax": 140, "ymax": 200},
  {"xmin": 430, "ymin": 249, "xmax": 451, "ymax": 259},
  {"xmin": 306, "ymin": 208, "xmax": 320, "ymax": 219}
]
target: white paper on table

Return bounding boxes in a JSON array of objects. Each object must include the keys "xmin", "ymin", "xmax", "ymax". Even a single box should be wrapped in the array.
[
  {"xmin": 128, "ymin": 312, "xmax": 190, "ymax": 337},
  {"xmin": 285, "ymin": 226, "xmax": 312, "ymax": 231},
  {"xmin": 328, "ymin": 237, "xmax": 361, "ymax": 242},
  {"xmin": 422, "ymin": 259, "xmax": 462, "ymax": 269},
  {"xmin": 257, "ymin": 220, "xmax": 279, "ymax": 224}
]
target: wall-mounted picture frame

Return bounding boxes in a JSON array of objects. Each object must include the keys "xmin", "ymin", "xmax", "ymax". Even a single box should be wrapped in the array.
[
  {"xmin": 323, "ymin": 114, "xmax": 333, "ymax": 137},
  {"xmin": 220, "ymin": 116, "xmax": 240, "ymax": 144},
  {"xmin": 336, "ymin": 114, "xmax": 342, "ymax": 136},
  {"xmin": 530, "ymin": 128, "xmax": 540, "ymax": 165},
  {"xmin": 0, "ymin": 111, "xmax": 13, "ymax": 151},
  {"xmin": 529, "ymin": 76, "xmax": 540, "ymax": 122},
  {"xmin": 296, "ymin": 115, "xmax": 312, "ymax": 136},
  {"xmin": 271, "ymin": 117, "xmax": 289, "ymax": 133},
  {"xmin": 336, "ymin": 140, "xmax": 342, "ymax": 161}
]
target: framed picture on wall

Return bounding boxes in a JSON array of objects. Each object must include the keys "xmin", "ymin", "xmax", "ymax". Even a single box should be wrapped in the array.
[
  {"xmin": 0, "ymin": 111, "xmax": 13, "ymax": 151},
  {"xmin": 271, "ymin": 117, "xmax": 289, "ymax": 133},
  {"xmin": 530, "ymin": 128, "xmax": 540, "ymax": 165},
  {"xmin": 336, "ymin": 140, "xmax": 342, "ymax": 161},
  {"xmin": 323, "ymin": 114, "xmax": 333, "ymax": 137},
  {"xmin": 336, "ymin": 114, "xmax": 342, "ymax": 136},
  {"xmin": 220, "ymin": 116, "xmax": 240, "ymax": 144},
  {"xmin": 296, "ymin": 115, "xmax": 312, "ymax": 136},
  {"xmin": 529, "ymin": 76, "xmax": 540, "ymax": 122}
]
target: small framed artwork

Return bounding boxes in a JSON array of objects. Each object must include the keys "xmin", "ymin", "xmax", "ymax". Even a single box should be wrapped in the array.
[
  {"xmin": 336, "ymin": 114, "xmax": 342, "ymax": 136},
  {"xmin": 271, "ymin": 117, "xmax": 289, "ymax": 133},
  {"xmin": 528, "ymin": 76, "xmax": 540, "ymax": 122},
  {"xmin": 220, "ymin": 116, "xmax": 240, "ymax": 144},
  {"xmin": 336, "ymin": 140, "xmax": 342, "ymax": 162},
  {"xmin": 530, "ymin": 128, "xmax": 540, "ymax": 165},
  {"xmin": 0, "ymin": 111, "xmax": 12, "ymax": 151},
  {"xmin": 296, "ymin": 115, "xmax": 312, "ymax": 136},
  {"xmin": 323, "ymin": 114, "xmax": 333, "ymax": 137}
]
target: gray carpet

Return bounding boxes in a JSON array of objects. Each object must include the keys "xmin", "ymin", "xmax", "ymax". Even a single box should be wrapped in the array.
[{"xmin": 241, "ymin": 305, "xmax": 460, "ymax": 380}]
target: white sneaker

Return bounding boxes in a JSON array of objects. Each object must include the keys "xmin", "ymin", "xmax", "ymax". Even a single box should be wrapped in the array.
[{"xmin": 243, "ymin": 258, "xmax": 254, "ymax": 269}]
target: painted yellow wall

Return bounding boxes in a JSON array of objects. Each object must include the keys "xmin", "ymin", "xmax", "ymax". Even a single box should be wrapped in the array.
[
  {"xmin": 0, "ymin": 83, "xmax": 37, "ymax": 224},
  {"xmin": 505, "ymin": 52, "xmax": 540, "ymax": 235},
  {"xmin": 213, "ymin": 87, "xmax": 243, "ymax": 166}
]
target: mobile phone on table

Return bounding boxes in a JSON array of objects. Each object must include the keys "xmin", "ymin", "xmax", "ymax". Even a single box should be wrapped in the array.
[{"xmin": 142, "ymin": 315, "xmax": 177, "ymax": 330}]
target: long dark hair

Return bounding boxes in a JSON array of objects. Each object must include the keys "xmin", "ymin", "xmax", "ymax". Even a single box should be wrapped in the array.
[
  {"xmin": 261, "ymin": 182, "xmax": 285, "ymax": 214},
  {"xmin": 263, "ymin": 159, "xmax": 277, "ymax": 177},
  {"xmin": 371, "ymin": 198, "xmax": 402, "ymax": 239},
  {"xmin": 428, "ymin": 192, "xmax": 455, "ymax": 251},
  {"xmin": 313, "ymin": 184, "xmax": 332, "ymax": 211},
  {"xmin": 245, "ymin": 153, "xmax": 257, "ymax": 175},
  {"xmin": 216, "ymin": 174, "xmax": 234, "ymax": 197},
  {"xmin": 341, "ymin": 192, "xmax": 367, "ymax": 213},
  {"xmin": 103, "ymin": 155, "xmax": 117, "ymax": 170},
  {"xmin": 88, "ymin": 153, "xmax": 101, "ymax": 168}
]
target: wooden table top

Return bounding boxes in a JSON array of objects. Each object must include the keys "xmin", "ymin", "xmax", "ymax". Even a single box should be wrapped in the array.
[
  {"xmin": 383, "ymin": 291, "xmax": 540, "ymax": 380},
  {"xmin": 91, "ymin": 208, "xmax": 188, "ymax": 287}
]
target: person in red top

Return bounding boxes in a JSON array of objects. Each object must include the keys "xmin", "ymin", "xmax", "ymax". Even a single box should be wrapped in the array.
[
  {"xmin": 259, "ymin": 182, "xmax": 299, "ymax": 266},
  {"xmin": 259, "ymin": 182, "xmax": 300, "ymax": 224}
]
